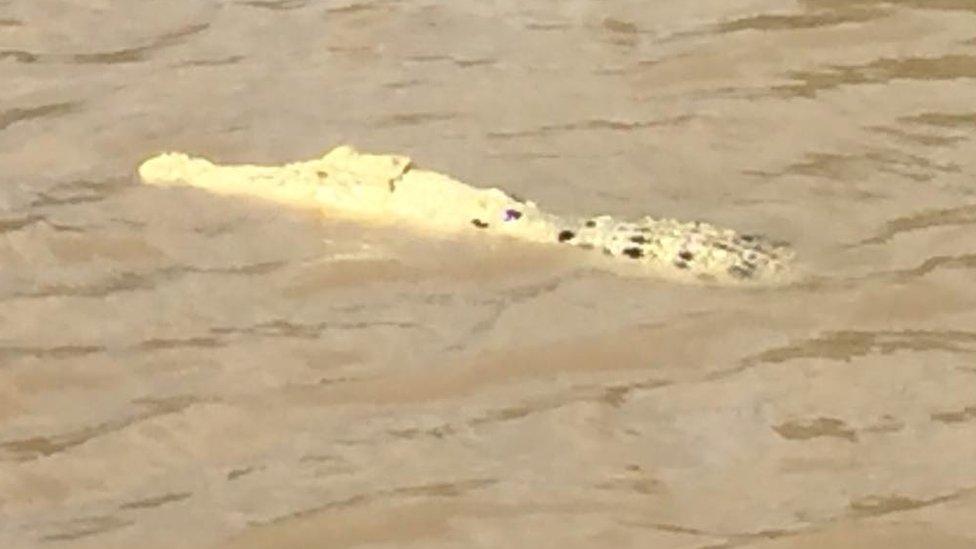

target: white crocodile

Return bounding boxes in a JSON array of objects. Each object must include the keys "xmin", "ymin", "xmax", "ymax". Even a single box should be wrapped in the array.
[{"xmin": 138, "ymin": 146, "xmax": 792, "ymax": 283}]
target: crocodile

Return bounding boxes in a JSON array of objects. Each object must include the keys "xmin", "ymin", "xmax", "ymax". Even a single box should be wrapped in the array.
[{"xmin": 138, "ymin": 145, "xmax": 792, "ymax": 283}]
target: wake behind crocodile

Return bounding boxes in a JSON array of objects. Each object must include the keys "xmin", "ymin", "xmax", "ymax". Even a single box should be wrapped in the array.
[{"xmin": 138, "ymin": 146, "xmax": 793, "ymax": 284}]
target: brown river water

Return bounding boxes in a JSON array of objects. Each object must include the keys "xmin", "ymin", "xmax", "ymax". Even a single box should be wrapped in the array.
[{"xmin": 2, "ymin": 1, "xmax": 976, "ymax": 547}]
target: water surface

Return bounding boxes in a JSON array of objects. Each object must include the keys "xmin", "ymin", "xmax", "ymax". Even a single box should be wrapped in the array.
[{"xmin": 2, "ymin": 1, "xmax": 976, "ymax": 547}]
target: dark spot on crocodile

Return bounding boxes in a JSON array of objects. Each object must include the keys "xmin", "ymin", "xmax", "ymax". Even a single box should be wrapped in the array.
[
  {"xmin": 630, "ymin": 235, "xmax": 648, "ymax": 244},
  {"xmin": 674, "ymin": 260, "xmax": 689, "ymax": 269},
  {"xmin": 471, "ymin": 219, "xmax": 489, "ymax": 229},
  {"xmin": 637, "ymin": 226, "xmax": 651, "ymax": 232},
  {"xmin": 622, "ymin": 247, "xmax": 644, "ymax": 259},
  {"xmin": 678, "ymin": 250, "xmax": 694, "ymax": 261},
  {"xmin": 728, "ymin": 265, "xmax": 753, "ymax": 279},
  {"xmin": 558, "ymin": 230, "xmax": 575, "ymax": 242},
  {"xmin": 579, "ymin": 243, "xmax": 594, "ymax": 250},
  {"xmin": 603, "ymin": 247, "xmax": 613, "ymax": 256},
  {"xmin": 585, "ymin": 220, "xmax": 596, "ymax": 228},
  {"xmin": 504, "ymin": 209, "xmax": 522, "ymax": 221},
  {"xmin": 740, "ymin": 234, "xmax": 758, "ymax": 243},
  {"xmin": 316, "ymin": 170, "xmax": 328, "ymax": 178},
  {"xmin": 714, "ymin": 242, "xmax": 733, "ymax": 252}
]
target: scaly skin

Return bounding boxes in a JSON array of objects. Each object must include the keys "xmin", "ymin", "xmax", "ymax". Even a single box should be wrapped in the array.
[
  {"xmin": 138, "ymin": 146, "xmax": 792, "ymax": 284},
  {"xmin": 553, "ymin": 215, "xmax": 791, "ymax": 281}
]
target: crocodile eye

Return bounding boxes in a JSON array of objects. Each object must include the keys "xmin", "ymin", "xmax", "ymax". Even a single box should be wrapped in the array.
[{"xmin": 503, "ymin": 209, "xmax": 522, "ymax": 221}]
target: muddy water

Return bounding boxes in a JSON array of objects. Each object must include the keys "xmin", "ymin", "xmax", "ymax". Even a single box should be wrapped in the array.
[{"xmin": 2, "ymin": 1, "xmax": 976, "ymax": 547}]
